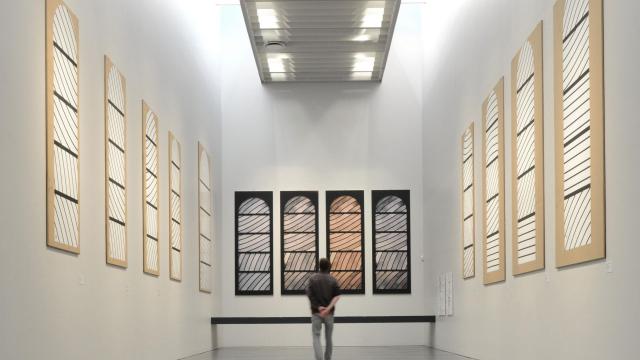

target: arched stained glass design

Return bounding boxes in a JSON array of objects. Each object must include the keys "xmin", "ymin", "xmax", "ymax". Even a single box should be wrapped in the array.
[
  {"xmin": 142, "ymin": 102, "xmax": 159, "ymax": 276},
  {"xmin": 199, "ymin": 144, "xmax": 213, "ymax": 293},
  {"xmin": 372, "ymin": 190, "xmax": 411, "ymax": 294},
  {"xmin": 169, "ymin": 132, "xmax": 182, "ymax": 281},
  {"xmin": 326, "ymin": 191, "xmax": 365, "ymax": 294},
  {"xmin": 104, "ymin": 56, "xmax": 127, "ymax": 267},
  {"xmin": 46, "ymin": 0, "xmax": 80, "ymax": 253},
  {"xmin": 235, "ymin": 192, "xmax": 273, "ymax": 295},
  {"xmin": 281, "ymin": 191, "xmax": 319, "ymax": 295}
]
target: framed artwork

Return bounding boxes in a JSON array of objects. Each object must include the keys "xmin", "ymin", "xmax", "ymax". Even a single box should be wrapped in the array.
[
  {"xmin": 554, "ymin": 0, "xmax": 605, "ymax": 267},
  {"xmin": 235, "ymin": 191, "xmax": 273, "ymax": 295},
  {"xmin": 280, "ymin": 191, "xmax": 319, "ymax": 295},
  {"xmin": 482, "ymin": 79, "xmax": 506, "ymax": 285},
  {"xmin": 511, "ymin": 23, "xmax": 545, "ymax": 275},
  {"xmin": 142, "ymin": 102, "xmax": 159, "ymax": 276},
  {"xmin": 461, "ymin": 123, "xmax": 475, "ymax": 279},
  {"xmin": 372, "ymin": 190, "xmax": 411, "ymax": 294},
  {"xmin": 46, "ymin": 0, "xmax": 80, "ymax": 253},
  {"xmin": 198, "ymin": 144, "xmax": 212, "ymax": 293},
  {"xmin": 169, "ymin": 132, "xmax": 182, "ymax": 281},
  {"xmin": 326, "ymin": 191, "xmax": 365, "ymax": 294},
  {"xmin": 104, "ymin": 56, "xmax": 127, "ymax": 267}
]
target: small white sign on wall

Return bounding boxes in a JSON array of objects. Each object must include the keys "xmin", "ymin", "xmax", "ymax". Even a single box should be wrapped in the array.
[{"xmin": 445, "ymin": 272, "xmax": 453, "ymax": 316}]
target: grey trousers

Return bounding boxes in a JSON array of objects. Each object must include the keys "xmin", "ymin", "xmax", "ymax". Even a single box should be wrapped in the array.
[{"xmin": 311, "ymin": 314, "xmax": 334, "ymax": 360}]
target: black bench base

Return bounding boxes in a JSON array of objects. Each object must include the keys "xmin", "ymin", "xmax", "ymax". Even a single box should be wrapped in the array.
[{"xmin": 211, "ymin": 316, "xmax": 436, "ymax": 325}]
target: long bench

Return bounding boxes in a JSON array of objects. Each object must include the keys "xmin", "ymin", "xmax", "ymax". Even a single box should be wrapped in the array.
[{"xmin": 211, "ymin": 316, "xmax": 436, "ymax": 325}]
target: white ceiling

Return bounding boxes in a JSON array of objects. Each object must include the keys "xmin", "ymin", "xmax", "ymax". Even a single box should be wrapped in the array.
[{"xmin": 239, "ymin": 0, "xmax": 401, "ymax": 82}]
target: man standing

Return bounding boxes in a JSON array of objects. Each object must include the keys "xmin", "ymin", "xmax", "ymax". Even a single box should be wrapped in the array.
[{"xmin": 306, "ymin": 258, "xmax": 341, "ymax": 360}]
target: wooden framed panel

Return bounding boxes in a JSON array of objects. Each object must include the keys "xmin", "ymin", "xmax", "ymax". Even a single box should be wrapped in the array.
[
  {"xmin": 280, "ymin": 191, "xmax": 319, "ymax": 295},
  {"xmin": 510, "ymin": 23, "xmax": 545, "ymax": 275},
  {"xmin": 235, "ymin": 191, "xmax": 273, "ymax": 295},
  {"xmin": 482, "ymin": 79, "xmax": 506, "ymax": 285},
  {"xmin": 169, "ymin": 132, "xmax": 182, "ymax": 281},
  {"xmin": 554, "ymin": 0, "xmax": 605, "ymax": 267},
  {"xmin": 46, "ymin": 0, "xmax": 80, "ymax": 253},
  {"xmin": 142, "ymin": 102, "xmax": 159, "ymax": 276},
  {"xmin": 461, "ymin": 124, "xmax": 475, "ymax": 279},
  {"xmin": 372, "ymin": 190, "xmax": 411, "ymax": 294},
  {"xmin": 326, "ymin": 191, "xmax": 365, "ymax": 294},
  {"xmin": 104, "ymin": 56, "xmax": 127, "ymax": 267},
  {"xmin": 198, "ymin": 143, "xmax": 213, "ymax": 293}
]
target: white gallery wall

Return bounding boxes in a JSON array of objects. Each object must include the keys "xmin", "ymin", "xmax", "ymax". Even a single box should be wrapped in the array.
[
  {"xmin": 421, "ymin": 0, "xmax": 640, "ymax": 359},
  {"xmin": 214, "ymin": 3, "xmax": 431, "ymax": 347},
  {"xmin": 0, "ymin": 1, "xmax": 222, "ymax": 359}
]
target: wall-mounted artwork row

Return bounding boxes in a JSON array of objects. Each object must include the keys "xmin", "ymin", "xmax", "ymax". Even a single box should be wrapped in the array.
[
  {"xmin": 235, "ymin": 192, "xmax": 273, "ymax": 295},
  {"xmin": 199, "ymin": 144, "xmax": 213, "ymax": 293},
  {"xmin": 461, "ymin": 124, "xmax": 475, "ymax": 280},
  {"xmin": 169, "ymin": 132, "xmax": 182, "ymax": 281},
  {"xmin": 510, "ymin": 23, "xmax": 545, "ymax": 275},
  {"xmin": 372, "ymin": 190, "xmax": 411, "ymax": 294},
  {"xmin": 104, "ymin": 56, "xmax": 127, "ymax": 267},
  {"xmin": 326, "ymin": 191, "xmax": 365, "ymax": 294},
  {"xmin": 281, "ymin": 191, "xmax": 319, "ymax": 295},
  {"xmin": 46, "ymin": 0, "xmax": 80, "ymax": 253},
  {"xmin": 482, "ymin": 79, "xmax": 506, "ymax": 285},
  {"xmin": 143, "ymin": 102, "xmax": 159, "ymax": 276},
  {"xmin": 554, "ymin": 0, "xmax": 605, "ymax": 267}
]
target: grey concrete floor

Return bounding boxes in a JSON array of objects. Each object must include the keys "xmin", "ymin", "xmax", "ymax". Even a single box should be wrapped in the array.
[{"xmin": 182, "ymin": 346, "xmax": 474, "ymax": 360}]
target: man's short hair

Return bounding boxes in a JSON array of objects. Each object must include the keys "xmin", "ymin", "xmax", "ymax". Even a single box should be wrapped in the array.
[{"xmin": 319, "ymin": 258, "xmax": 331, "ymax": 273}]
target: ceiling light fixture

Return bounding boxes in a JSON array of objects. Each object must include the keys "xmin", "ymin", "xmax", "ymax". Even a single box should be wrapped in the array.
[
  {"xmin": 257, "ymin": 8, "xmax": 279, "ymax": 29},
  {"xmin": 353, "ymin": 54, "xmax": 375, "ymax": 72},
  {"xmin": 362, "ymin": 7, "xmax": 384, "ymax": 28}
]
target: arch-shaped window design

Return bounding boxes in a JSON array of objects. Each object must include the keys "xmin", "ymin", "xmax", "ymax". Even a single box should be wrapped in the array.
[
  {"xmin": 372, "ymin": 190, "xmax": 411, "ymax": 294},
  {"xmin": 554, "ymin": 0, "xmax": 605, "ymax": 267},
  {"xmin": 104, "ymin": 56, "xmax": 127, "ymax": 267},
  {"xmin": 482, "ymin": 81, "xmax": 506, "ymax": 285},
  {"xmin": 461, "ymin": 124, "xmax": 475, "ymax": 279},
  {"xmin": 235, "ymin": 192, "xmax": 273, "ymax": 295},
  {"xmin": 169, "ymin": 132, "xmax": 182, "ymax": 281},
  {"xmin": 142, "ymin": 102, "xmax": 159, "ymax": 276},
  {"xmin": 281, "ymin": 191, "xmax": 319, "ymax": 295},
  {"xmin": 511, "ymin": 24, "xmax": 545, "ymax": 275},
  {"xmin": 326, "ymin": 191, "xmax": 365, "ymax": 294},
  {"xmin": 199, "ymin": 144, "xmax": 213, "ymax": 293},
  {"xmin": 46, "ymin": 0, "xmax": 80, "ymax": 253}
]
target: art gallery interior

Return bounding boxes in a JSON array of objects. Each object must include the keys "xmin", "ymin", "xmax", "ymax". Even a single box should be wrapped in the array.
[{"xmin": 1, "ymin": 0, "xmax": 639, "ymax": 359}]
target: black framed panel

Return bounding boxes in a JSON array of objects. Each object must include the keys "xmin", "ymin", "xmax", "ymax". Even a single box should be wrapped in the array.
[
  {"xmin": 372, "ymin": 190, "xmax": 411, "ymax": 294},
  {"xmin": 281, "ymin": 191, "xmax": 319, "ymax": 295},
  {"xmin": 326, "ymin": 191, "xmax": 365, "ymax": 294},
  {"xmin": 235, "ymin": 191, "xmax": 273, "ymax": 295}
]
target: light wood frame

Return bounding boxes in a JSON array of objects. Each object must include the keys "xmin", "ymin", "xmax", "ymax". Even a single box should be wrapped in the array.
[
  {"xmin": 142, "ymin": 101, "xmax": 160, "ymax": 276},
  {"xmin": 46, "ymin": 0, "xmax": 80, "ymax": 254},
  {"xmin": 554, "ymin": 0, "xmax": 605, "ymax": 267},
  {"xmin": 104, "ymin": 56, "xmax": 128, "ymax": 268},
  {"xmin": 510, "ymin": 23, "xmax": 545, "ymax": 275},
  {"xmin": 198, "ymin": 143, "xmax": 212, "ymax": 293},
  {"xmin": 461, "ymin": 123, "xmax": 475, "ymax": 279},
  {"xmin": 482, "ymin": 78, "xmax": 506, "ymax": 285},
  {"xmin": 168, "ymin": 132, "xmax": 183, "ymax": 281}
]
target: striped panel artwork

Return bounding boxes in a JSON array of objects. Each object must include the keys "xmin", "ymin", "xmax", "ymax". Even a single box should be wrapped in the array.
[
  {"xmin": 372, "ymin": 190, "xmax": 411, "ymax": 294},
  {"xmin": 554, "ymin": 0, "xmax": 605, "ymax": 267},
  {"xmin": 511, "ymin": 23, "xmax": 545, "ymax": 275},
  {"xmin": 235, "ymin": 192, "xmax": 273, "ymax": 295},
  {"xmin": 104, "ymin": 57, "xmax": 127, "ymax": 267},
  {"xmin": 281, "ymin": 191, "xmax": 319, "ymax": 295},
  {"xmin": 46, "ymin": 0, "xmax": 80, "ymax": 253},
  {"xmin": 169, "ymin": 133, "xmax": 182, "ymax": 281},
  {"xmin": 482, "ymin": 79, "xmax": 506, "ymax": 285},
  {"xmin": 461, "ymin": 124, "xmax": 475, "ymax": 279},
  {"xmin": 143, "ymin": 102, "xmax": 159, "ymax": 276},
  {"xmin": 326, "ymin": 191, "xmax": 365, "ymax": 294},
  {"xmin": 199, "ymin": 144, "xmax": 212, "ymax": 293}
]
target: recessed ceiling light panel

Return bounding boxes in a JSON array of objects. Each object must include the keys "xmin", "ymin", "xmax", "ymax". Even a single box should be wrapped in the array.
[{"xmin": 240, "ymin": 0, "xmax": 401, "ymax": 83}]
